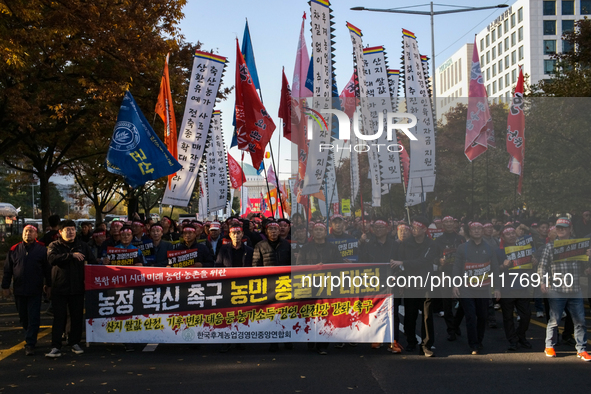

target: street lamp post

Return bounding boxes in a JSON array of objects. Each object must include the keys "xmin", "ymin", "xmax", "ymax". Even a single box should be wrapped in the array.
[{"xmin": 351, "ymin": 2, "xmax": 508, "ymax": 115}]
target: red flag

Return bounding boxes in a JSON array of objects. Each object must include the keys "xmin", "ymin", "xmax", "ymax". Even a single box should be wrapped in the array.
[
  {"xmin": 507, "ymin": 67, "xmax": 525, "ymax": 195},
  {"xmin": 234, "ymin": 39, "xmax": 276, "ymax": 169},
  {"xmin": 465, "ymin": 39, "xmax": 495, "ymax": 162},
  {"xmin": 155, "ymin": 53, "xmax": 178, "ymax": 189},
  {"xmin": 340, "ymin": 73, "xmax": 358, "ymax": 119},
  {"xmin": 228, "ymin": 153, "xmax": 247, "ymax": 189},
  {"xmin": 292, "ymin": 12, "xmax": 313, "ymax": 208},
  {"xmin": 278, "ymin": 68, "xmax": 293, "ymax": 142}
]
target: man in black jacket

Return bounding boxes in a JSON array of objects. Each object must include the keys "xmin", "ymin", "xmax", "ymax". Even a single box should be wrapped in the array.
[
  {"xmin": 2, "ymin": 225, "xmax": 51, "ymax": 355},
  {"xmin": 46, "ymin": 220, "xmax": 97, "ymax": 358},
  {"xmin": 252, "ymin": 220, "xmax": 292, "ymax": 352},
  {"xmin": 252, "ymin": 221, "xmax": 291, "ymax": 267},
  {"xmin": 430, "ymin": 215, "xmax": 465, "ymax": 341},
  {"xmin": 215, "ymin": 225, "xmax": 253, "ymax": 268},
  {"xmin": 391, "ymin": 216, "xmax": 436, "ymax": 357}
]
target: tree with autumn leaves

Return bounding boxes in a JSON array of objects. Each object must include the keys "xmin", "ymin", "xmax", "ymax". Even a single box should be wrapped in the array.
[{"xmin": 0, "ymin": 0, "xmax": 230, "ymax": 227}]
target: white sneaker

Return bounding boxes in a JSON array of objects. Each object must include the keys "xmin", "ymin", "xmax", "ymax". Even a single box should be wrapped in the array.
[
  {"xmin": 536, "ymin": 311, "xmax": 544, "ymax": 318},
  {"xmin": 45, "ymin": 348, "xmax": 62, "ymax": 358},
  {"xmin": 71, "ymin": 344, "xmax": 84, "ymax": 355}
]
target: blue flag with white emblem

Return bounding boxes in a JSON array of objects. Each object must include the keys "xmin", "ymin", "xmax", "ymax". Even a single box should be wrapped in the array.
[{"xmin": 106, "ymin": 91, "xmax": 182, "ymax": 188}]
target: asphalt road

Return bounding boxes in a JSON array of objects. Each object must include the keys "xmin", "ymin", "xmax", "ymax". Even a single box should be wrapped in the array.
[{"xmin": 0, "ymin": 298, "xmax": 589, "ymax": 394}]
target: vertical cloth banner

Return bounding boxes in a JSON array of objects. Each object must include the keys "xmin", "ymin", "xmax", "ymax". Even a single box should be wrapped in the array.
[
  {"xmin": 106, "ymin": 91, "xmax": 181, "ymax": 188},
  {"xmin": 234, "ymin": 39, "xmax": 276, "ymax": 170},
  {"xmin": 402, "ymin": 30, "xmax": 436, "ymax": 186},
  {"xmin": 198, "ymin": 171, "xmax": 208, "ymax": 218},
  {"xmin": 301, "ymin": 0, "xmax": 333, "ymax": 196},
  {"xmin": 341, "ymin": 74, "xmax": 361, "ymax": 203},
  {"xmin": 347, "ymin": 22, "xmax": 381, "ymax": 207},
  {"xmin": 507, "ymin": 67, "xmax": 525, "ymax": 195},
  {"xmin": 162, "ymin": 51, "xmax": 227, "ymax": 206},
  {"xmin": 228, "ymin": 153, "xmax": 246, "ymax": 188},
  {"xmin": 154, "ymin": 53, "xmax": 178, "ymax": 190},
  {"xmin": 387, "ymin": 69, "xmax": 409, "ymax": 189},
  {"xmin": 465, "ymin": 38, "xmax": 495, "ymax": 162},
  {"xmin": 362, "ymin": 46, "xmax": 402, "ymax": 189},
  {"xmin": 406, "ymin": 55, "xmax": 436, "ymax": 194},
  {"xmin": 206, "ymin": 111, "xmax": 228, "ymax": 212}
]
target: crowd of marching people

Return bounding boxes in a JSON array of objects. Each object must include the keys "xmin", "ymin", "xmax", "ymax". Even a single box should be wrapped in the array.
[{"xmin": 2, "ymin": 209, "xmax": 591, "ymax": 361}]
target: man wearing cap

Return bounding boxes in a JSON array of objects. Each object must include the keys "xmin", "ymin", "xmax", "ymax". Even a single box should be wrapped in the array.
[
  {"xmin": 453, "ymin": 221, "xmax": 501, "ymax": 355},
  {"xmin": 328, "ymin": 214, "xmax": 359, "ymax": 263},
  {"xmin": 46, "ymin": 220, "xmax": 97, "ymax": 358},
  {"xmin": 496, "ymin": 225, "xmax": 534, "ymax": 351},
  {"xmin": 2, "ymin": 225, "xmax": 51, "ymax": 356},
  {"xmin": 172, "ymin": 224, "xmax": 214, "ymax": 267},
  {"xmin": 253, "ymin": 221, "xmax": 291, "ymax": 267},
  {"xmin": 215, "ymin": 225, "xmax": 253, "ymax": 268},
  {"xmin": 149, "ymin": 223, "xmax": 174, "ymax": 267},
  {"xmin": 208, "ymin": 222, "xmax": 223, "ymax": 258},
  {"xmin": 538, "ymin": 217, "xmax": 591, "ymax": 360},
  {"xmin": 390, "ymin": 216, "xmax": 436, "ymax": 357},
  {"xmin": 431, "ymin": 215, "xmax": 465, "ymax": 342}
]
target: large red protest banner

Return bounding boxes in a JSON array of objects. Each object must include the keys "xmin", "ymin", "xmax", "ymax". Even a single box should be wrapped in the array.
[{"xmin": 85, "ymin": 264, "xmax": 394, "ymax": 344}]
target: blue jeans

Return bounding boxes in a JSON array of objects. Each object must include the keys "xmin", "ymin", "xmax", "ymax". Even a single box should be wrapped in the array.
[
  {"xmin": 546, "ymin": 291, "xmax": 587, "ymax": 353},
  {"xmin": 14, "ymin": 294, "xmax": 42, "ymax": 347}
]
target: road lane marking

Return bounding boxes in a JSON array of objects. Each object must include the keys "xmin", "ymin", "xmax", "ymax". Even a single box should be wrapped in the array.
[{"xmin": 0, "ymin": 327, "xmax": 52, "ymax": 361}]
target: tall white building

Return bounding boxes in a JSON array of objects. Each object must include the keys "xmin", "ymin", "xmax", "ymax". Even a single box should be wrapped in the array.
[
  {"xmin": 435, "ymin": 43, "xmax": 473, "ymax": 115},
  {"xmin": 437, "ymin": 0, "xmax": 586, "ymax": 103}
]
